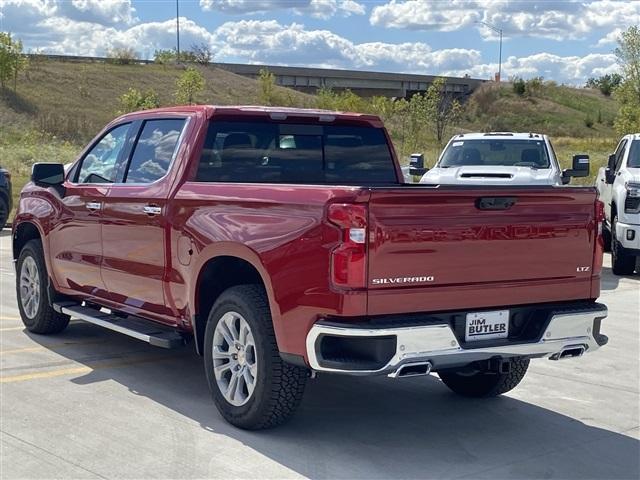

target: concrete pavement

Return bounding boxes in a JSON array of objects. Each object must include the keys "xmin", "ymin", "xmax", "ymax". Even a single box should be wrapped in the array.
[{"xmin": 0, "ymin": 230, "xmax": 638, "ymax": 479}]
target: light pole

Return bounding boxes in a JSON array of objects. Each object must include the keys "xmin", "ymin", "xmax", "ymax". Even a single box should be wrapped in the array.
[
  {"xmin": 176, "ymin": 0, "xmax": 180, "ymax": 58},
  {"xmin": 477, "ymin": 20, "xmax": 503, "ymax": 82}
]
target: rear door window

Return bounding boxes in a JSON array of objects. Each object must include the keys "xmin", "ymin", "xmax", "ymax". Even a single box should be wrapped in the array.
[
  {"xmin": 124, "ymin": 118, "xmax": 186, "ymax": 184},
  {"xmin": 195, "ymin": 121, "xmax": 397, "ymax": 184}
]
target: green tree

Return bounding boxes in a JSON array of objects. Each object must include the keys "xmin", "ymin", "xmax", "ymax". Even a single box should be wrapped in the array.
[
  {"xmin": 0, "ymin": 33, "xmax": 27, "ymax": 91},
  {"xmin": 258, "ymin": 68, "xmax": 277, "ymax": 105},
  {"xmin": 512, "ymin": 77, "xmax": 526, "ymax": 96},
  {"xmin": 614, "ymin": 26, "xmax": 640, "ymax": 134},
  {"xmin": 585, "ymin": 73, "xmax": 623, "ymax": 96},
  {"xmin": 107, "ymin": 47, "xmax": 138, "ymax": 65},
  {"xmin": 175, "ymin": 67, "xmax": 205, "ymax": 104},
  {"xmin": 424, "ymin": 78, "xmax": 462, "ymax": 143},
  {"xmin": 119, "ymin": 87, "xmax": 160, "ymax": 113}
]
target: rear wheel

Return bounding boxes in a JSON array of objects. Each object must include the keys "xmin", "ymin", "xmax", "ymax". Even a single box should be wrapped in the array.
[
  {"xmin": 204, "ymin": 285, "xmax": 307, "ymax": 429},
  {"xmin": 16, "ymin": 239, "xmax": 70, "ymax": 334},
  {"xmin": 438, "ymin": 357, "xmax": 530, "ymax": 397},
  {"xmin": 611, "ymin": 215, "xmax": 636, "ymax": 275}
]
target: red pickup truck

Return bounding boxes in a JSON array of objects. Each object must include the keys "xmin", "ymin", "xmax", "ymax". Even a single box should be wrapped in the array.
[{"xmin": 13, "ymin": 106, "xmax": 608, "ymax": 429}]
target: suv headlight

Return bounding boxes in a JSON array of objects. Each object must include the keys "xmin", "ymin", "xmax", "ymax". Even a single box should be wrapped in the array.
[{"xmin": 625, "ymin": 182, "xmax": 640, "ymax": 213}]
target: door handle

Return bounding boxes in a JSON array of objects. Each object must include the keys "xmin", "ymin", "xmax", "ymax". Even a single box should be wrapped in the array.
[
  {"xmin": 143, "ymin": 205, "xmax": 162, "ymax": 216},
  {"xmin": 86, "ymin": 202, "xmax": 102, "ymax": 211}
]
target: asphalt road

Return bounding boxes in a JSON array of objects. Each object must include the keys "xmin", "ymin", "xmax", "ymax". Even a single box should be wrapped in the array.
[{"xmin": 1, "ymin": 229, "xmax": 638, "ymax": 479}]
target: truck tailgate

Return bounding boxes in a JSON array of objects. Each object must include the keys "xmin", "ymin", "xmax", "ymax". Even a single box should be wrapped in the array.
[{"xmin": 366, "ymin": 186, "xmax": 598, "ymax": 315}]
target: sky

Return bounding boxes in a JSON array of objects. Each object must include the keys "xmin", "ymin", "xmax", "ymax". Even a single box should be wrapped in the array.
[{"xmin": 0, "ymin": 1, "xmax": 633, "ymax": 84}]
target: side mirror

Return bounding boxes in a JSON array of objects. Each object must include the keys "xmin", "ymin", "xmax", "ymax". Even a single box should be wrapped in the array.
[
  {"xmin": 561, "ymin": 154, "xmax": 589, "ymax": 184},
  {"xmin": 605, "ymin": 154, "xmax": 616, "ymax": 184},
  {"xmin": 409, "ymin": 153, "xmax": 428, "ymax": 177},
  {"xmin": 32, "ymin": 163, "xmax": 65, "ymax": 187}
]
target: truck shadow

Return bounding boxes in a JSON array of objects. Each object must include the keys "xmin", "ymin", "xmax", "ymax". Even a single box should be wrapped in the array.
[
  {"xmin": 601, "ymin": 265, "xmax": 639, "ymax": 291},
  {"xmin": 22, "ymin": 323, "xmax": 640, "ymax": 479}
]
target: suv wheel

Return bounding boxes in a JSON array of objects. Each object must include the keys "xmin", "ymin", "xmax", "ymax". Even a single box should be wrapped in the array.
[
  {"xmin": 16, "ymin": 239, "xmax": 70, "ymax": 333},
  {"xmin": 204, "ymin": 285, "xmax": 307, "ymax": 430},
  {"xmin": 438, "ymin": 357, "xmax": 530, "ymax": 397},
  {"xmin": 612, "ymin": 215, "xmax": 636, "ymax": 275}
]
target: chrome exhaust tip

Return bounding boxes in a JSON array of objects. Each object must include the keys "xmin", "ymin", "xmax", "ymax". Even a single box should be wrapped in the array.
[
  {"xmin": 550, "ymin": 345, "xmax": 586, "ymax": 361},
  {"xmin": 389, "ymin": 361, "xmax": 433, "ymax": 378}
]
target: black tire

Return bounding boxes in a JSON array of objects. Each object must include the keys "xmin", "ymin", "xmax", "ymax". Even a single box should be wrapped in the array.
[
  {"xmin": 16, "ymin": 239, "xmax": 70, "ymax": 334},
  {"xmin": 438, "ymin": 357, "xmax": 530, "ymax": 398},
  {"xmin": 0, "ymin": 196, "xmax": 8, "ymax": 230},
  {"xmin": 204, "ymin": 285, "xmax": 307, "ymax": 430},
  {"xmin": 611, "ymin": 215, "xmax": 636, "ymax": 275},
  {"xmin": 602, "ymin": 222, "xmax": 612, "ymax": 253}
]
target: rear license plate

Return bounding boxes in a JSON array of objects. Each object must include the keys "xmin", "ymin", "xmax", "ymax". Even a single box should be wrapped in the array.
[{"xmin": 465, "ymin": 310, "xmax": 509, "ymax": 342}]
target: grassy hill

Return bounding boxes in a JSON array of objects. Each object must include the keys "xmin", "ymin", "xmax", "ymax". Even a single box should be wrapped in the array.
[
  {"xmin": 0, "ymin": 59, "xmax": 620, "ymax": 218},
  {"xmin": 463, "ymin": 82, "xmax": 618, "ymax": 138}
]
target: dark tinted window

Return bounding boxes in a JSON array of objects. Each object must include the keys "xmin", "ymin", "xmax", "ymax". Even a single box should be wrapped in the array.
[
  {"xmin": 439, "ymin": 139, "xmax": 551, "ymax": 168},
  {"xmin": 196, "ymin": 121, "xmax": 397, "ymax": 184},
  {"xmin": 125, "ymin": 119, "xmax": 186, "ymax": 183},
  {"xmin": 77, "ymin": 123, "xmax": 130, "ymax": 183},
  {"xmin": 628, "ymin": 141, "xmax": 640, "ymax": 168}
]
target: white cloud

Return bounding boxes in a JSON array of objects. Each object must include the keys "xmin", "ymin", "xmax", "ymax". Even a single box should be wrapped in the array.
[
  {"xmin": 199, "ymin": 0, "xmax": 365, "ymax": 19},
  {"xmin": 370, "ymin": 0, "xmax": 640, "ymax": 41},
  {"xmin": 448, "ymin": 52, "xmax": 619, "ymax": 84},
  {"xmin": 0, "ymin": 0, "xmax": 136, "ymax": 27},
  {"xmin": 214, "ymin": 20, "xmax": 480, "ymax": 72},
  {"xmin": 596, "ymin": 28, "xmax": 622, "ymax": 47}
]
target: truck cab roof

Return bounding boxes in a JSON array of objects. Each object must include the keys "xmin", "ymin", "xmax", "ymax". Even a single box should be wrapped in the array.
[{"xmin": 451, "ymin": 132, "xmax": 547, "ymax": 141}]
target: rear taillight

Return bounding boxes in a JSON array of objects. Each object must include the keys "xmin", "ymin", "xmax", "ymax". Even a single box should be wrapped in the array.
[
  {"xmin": 328, "ymin": 203, "xmax": 368, "ymax": 289},
  {"xmin": 593, "ymin": 199, "xmax": 605, "ymax": 275}
]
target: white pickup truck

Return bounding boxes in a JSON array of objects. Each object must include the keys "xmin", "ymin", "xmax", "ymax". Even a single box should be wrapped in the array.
[
  {"xmin": 415, "ymin": 132, "xmax": 589, "ymax": 186},
  {"xmin": 596, "ymin": 134, "xmax": 640, "ymax": 275}
]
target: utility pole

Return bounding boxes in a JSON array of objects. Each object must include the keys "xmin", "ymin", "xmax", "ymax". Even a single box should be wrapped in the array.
[
  {"xmin": 477, "ymin": 20, "xmax": 503, "ymax": 82},
  {"xmin": 176, "ymin": 0, "xmax": 180, "ymax": 59}
]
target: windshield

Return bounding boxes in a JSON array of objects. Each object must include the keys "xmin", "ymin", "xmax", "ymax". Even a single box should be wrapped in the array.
[
  {"xmin": 439, "ymin": 139, "xmax": 551, "ymax": 168},
  {"xmin": 629, "ymin": 140, "xmax": 640, "ymax": 168}
]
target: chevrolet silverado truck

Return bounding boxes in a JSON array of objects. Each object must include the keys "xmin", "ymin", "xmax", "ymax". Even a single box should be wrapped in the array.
[
  {"xmin": 596, "ymin": 134, "xmax": 640, "ymax": 275},
  {"xmin": 13, "ymin": 106, "xmax": 608, "ymax": 430},
  {"xmin": 418, "ymin": 132, "xmax": 589, "ymax": 186}
]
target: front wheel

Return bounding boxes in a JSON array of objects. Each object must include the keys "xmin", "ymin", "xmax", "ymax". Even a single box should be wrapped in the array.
[
  {"xmin": 438, "ymin": 357, "xmax": 530, "ymax": 397},
  {"xmin": 16, "ymin": 239, "xmax": 70, "ymax": 334},
  {"xmin": 204, "ymin": 285, "xmax": 307, "ymax": 430}
]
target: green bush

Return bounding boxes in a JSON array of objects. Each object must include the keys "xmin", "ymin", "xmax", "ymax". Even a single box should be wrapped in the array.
[
  {"xmin": 512, "ymin": 77, "xmax": 526, "ymax": 96},
  {"xmin": 119, "ymin": 87, "xmax": 160, "ymax": 113}
]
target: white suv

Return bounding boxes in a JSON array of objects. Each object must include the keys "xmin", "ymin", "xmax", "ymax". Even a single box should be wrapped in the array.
[
  {"xmin": 596, "ymin": 134, "xmax": 640, "ymax": 275},
  {"xmin": 417, "ymin": 132, "xmax": 589, "ymax": 186}
]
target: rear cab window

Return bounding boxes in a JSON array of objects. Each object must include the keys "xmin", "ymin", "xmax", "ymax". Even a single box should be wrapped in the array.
[
  {"xmin": 195, "ymin": 120, "xmax": 397, "ymax": 185},
  {"xmin": 439, "ymin": 139, "xmax": 551, "ymax": 168}
]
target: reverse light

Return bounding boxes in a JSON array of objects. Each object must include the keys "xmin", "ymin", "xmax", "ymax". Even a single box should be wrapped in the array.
[{"xmin": 328, "ymin": 203, "xmax": 368, "ymax": 289}]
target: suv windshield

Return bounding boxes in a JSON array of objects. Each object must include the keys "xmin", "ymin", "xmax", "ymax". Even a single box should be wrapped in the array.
[
  {"xmin": 629, "ymin": 140, "xmax": 640, "ymax": 168},
  {"xmin": 439, "ymin": 139, "xmax": 551, "ymax": 168}
]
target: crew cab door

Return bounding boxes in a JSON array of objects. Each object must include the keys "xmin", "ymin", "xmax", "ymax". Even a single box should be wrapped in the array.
[
  {"xmin": 49, "ymin": 122, "xmax": 133, "ymax": 298},
  {"xmin": 100, "ymin": 117, "xmax": 188, "ymax": 324},
  {"xmin": 600, "ymin": 139, "xmax": 627, "ymax": 222}
]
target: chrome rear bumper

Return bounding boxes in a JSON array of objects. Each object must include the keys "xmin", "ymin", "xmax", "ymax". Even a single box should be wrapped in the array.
[{"xmin": 305, "ymin": 305, "xmax": 608, "ymax": 376}]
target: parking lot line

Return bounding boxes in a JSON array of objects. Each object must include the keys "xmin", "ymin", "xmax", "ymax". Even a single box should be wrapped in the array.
[
  {"xmin": 0, "ymin": 354, "xmax": 178, "ymax": 383},
  {"xmin": 0, "ymin": 340, "xmax": 106, "ymax": 356},
  {"xmin": 0, "ymin": 326, "xmax": 25, "ymax": 332}
]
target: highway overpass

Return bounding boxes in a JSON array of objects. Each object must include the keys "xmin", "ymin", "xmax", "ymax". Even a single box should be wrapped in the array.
[{"xmin": 217, "ymin": 63, "xmax": 486, "ymax": 98}]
